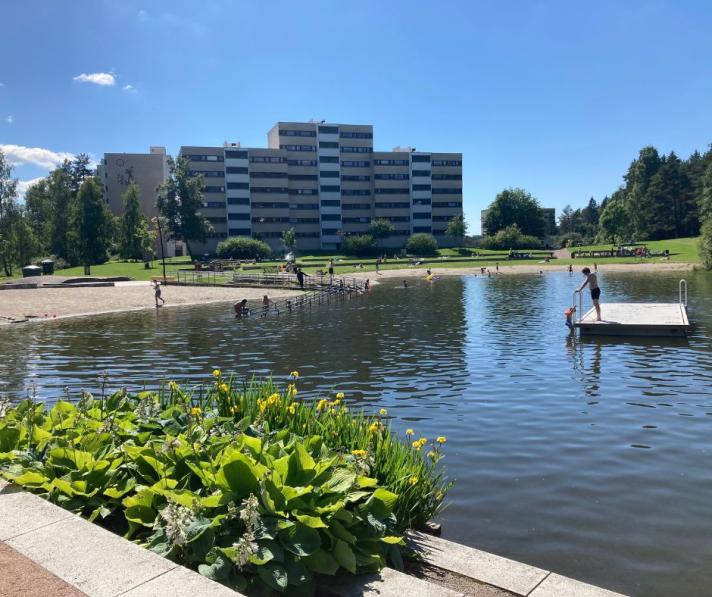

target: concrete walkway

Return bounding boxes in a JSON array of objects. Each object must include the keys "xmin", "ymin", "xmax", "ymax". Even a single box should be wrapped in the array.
[{"xmin": 0, "ymin": 479, "xmax": 626, "ymax": 597}]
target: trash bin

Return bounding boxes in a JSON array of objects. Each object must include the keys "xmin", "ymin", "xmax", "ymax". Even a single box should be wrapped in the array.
[
  {"xmin": 40, "ymin": 259, "xmax": 54, "ymax": 275},
  {"xmin": 21, "ymin": 265, "xmax": 42, "ymax": 278}
]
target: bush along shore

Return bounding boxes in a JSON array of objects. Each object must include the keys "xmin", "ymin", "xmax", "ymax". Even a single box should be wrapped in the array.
[{"xmin": 0, "ymin": 372, "xmax": 450, "ymax": 595}]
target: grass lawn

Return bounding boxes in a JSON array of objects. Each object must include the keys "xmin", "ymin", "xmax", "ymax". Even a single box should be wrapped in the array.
[{"xmin": 569, "ymin": 237, "xmax": 700, "ymax": 263}]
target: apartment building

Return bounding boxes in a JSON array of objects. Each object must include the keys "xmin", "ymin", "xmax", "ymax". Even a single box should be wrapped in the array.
[{"xmin": 179, "ymin": 121, "xmax": 463, "ymax": 254}]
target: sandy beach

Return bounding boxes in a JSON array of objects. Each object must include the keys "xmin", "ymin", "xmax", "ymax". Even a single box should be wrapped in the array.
[
  {"xmin": 0, "ymin": 282, "xmax": 300, "ymax": 325},
  {"xmin": 353, "ymin": 260, "xmax": 695, "ymax": 283}
]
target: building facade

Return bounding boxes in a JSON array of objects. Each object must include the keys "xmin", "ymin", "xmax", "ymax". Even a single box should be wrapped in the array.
[{"xmin": 180, "ymin": 121, "xmax": 463, "ymax": 254}]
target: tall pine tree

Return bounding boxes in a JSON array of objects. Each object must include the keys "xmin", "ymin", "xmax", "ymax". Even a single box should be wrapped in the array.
[
  {"xmin": 119, "ymin": 183, "xmax": 150, "ymax": 261},
  {"xmin": 69, "ymin": 177, "xmax": 111, "ymax": 270}
]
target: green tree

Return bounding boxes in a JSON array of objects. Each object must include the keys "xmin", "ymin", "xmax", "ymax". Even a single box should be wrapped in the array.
[
  {"xmin": 623, "ymin": 146, "xmax": 662, "ymax": 238},
  {"xmin": 0, "ymin": 150, "xmax": 20, "ymax": 276},
  {"xmin": 47, "ymin": 168, "xmax": 73, "ymax": 259},
  {"xmin": 596, "ymin": 194, "xmax": 631, "ymax": 243},
  {"xmin": 445, "ymin": 214, "xmax": 467, "ymax": 240},
  {"xmin": 69, "ymin": 177, "xmax": 111, "ymax": 270},
  {"xmin": 156, "ymin": 157, "xmax": 211, "ymax": 259},
  {"xmin": 61, "ymin": 153, "xmax": 94, "ymax": 195},
  {"xmin": 699, "ymin": 162, "xmax": 712, "ymax": 269},
  {"xmin": 644, "ymin": 152, "xmax": 697, "ymax": 239},
  {"xmin": 24, "ymin": 178, "xmax": 53, "ymax": 254},
  {"xmin": 405, "ymin": 232, "xmax": 438, "ymax": 256},
  {"xmin": 282, "ymin": 227, "xmax": 297, "ymax": 254},
  {"xmin": 368, "ymin": 218, "xmax": 394, "ymax": 248},
  {"xmin": 343, "ymin": 234, "xmax": 377, "ymax": 256},
  {"xmin": 483, "ymin": 188, "xmax": 546, "ymax": 238},
  {"xmin": 119, "ymin": 183, "xmax": 151, "ymax": 261}
]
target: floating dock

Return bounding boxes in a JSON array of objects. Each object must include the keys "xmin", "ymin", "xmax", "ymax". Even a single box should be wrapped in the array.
[{"xmin": 573, "ymin": 279, "xmax": 690, "ymax": 337}]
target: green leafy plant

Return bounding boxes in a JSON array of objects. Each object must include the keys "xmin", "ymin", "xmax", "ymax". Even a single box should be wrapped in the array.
[{"xmin": 0, "ymin": 374, "xmax": 450, "ymax": 595}]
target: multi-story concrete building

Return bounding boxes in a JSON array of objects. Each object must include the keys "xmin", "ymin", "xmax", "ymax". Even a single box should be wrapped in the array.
[{"xmin": 180, "ymin": 121, "xmax": 463, "ymax": 253}]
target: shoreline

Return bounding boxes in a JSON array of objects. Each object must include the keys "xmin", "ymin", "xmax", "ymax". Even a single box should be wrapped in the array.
[{"xmin": 0, "ymin": 262, "xmax": 696, "ymax": 326}]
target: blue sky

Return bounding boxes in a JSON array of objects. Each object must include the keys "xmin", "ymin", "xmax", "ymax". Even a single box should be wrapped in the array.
[{"xmin": 1, "ymin": 0, "xmax": 711, "ymax": 232}]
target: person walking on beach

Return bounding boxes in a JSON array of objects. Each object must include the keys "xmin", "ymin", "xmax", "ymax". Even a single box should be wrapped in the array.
[
  {"xmin": 234, "ymin": 298, "xmax": 248, "ymax": 318},
  {"xmin": 578, "ymin": 267, "xmax": 601, "ymax": 321},
  {"xmin": 152, "ymin": 281, "xmax": 165, "ymax": 307}
]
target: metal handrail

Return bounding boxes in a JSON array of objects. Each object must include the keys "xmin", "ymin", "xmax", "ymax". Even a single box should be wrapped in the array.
[
  {"xmin": 572, "ymin": 289, "xmax": 583, "ymax": 324},
  {"xmin": 679, "ymin": 279, "xmax": 687, "ymax": 307}
]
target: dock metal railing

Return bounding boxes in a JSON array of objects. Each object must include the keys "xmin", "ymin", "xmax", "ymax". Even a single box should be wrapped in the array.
[
  {"xmin": 572, "ymin": 289, "xmax": 584, "ymax": 324},
  {"xmin": 243, "ymin": 280, "xmax": 365, "ymax": 318},
  {"xmin": 679, "ymin": 279, "xmax": 688, "ymax": 307}
]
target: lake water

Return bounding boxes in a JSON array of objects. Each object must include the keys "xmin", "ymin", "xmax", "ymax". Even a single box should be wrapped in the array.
[{"xmin": 2, "ymin": 270, "xmax": 712, "ymax": 596}]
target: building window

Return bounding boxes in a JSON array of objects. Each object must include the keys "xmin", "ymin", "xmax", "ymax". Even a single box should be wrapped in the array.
[
  {"xmin": 185, "ymin": 154, "xmax": 224, "ymax": 162},
  {"xmin": 206, "ymin": 216, "xmax": 224, "ymax": 223},
  {"xmin": 289, "ymin": 203, "xmax": 319, "ymax": 209},
  {"xmin": 340, "ymin": 146, "xmax": 372, "ymax": 153},
  {"xmin": 432, "ymin": 174, "xmax": 462, "ymax": 180},
  {"xmin": 320, "ymin": 200, "xmax": 340, "ymax": 207},
  {"xmin": 413, "ymin": 184, "xmax": 431, "ymax": 191},
  {"xmin": 250, "ymin": 171, "xmax": 288, "ymax": 178},
  {"xmin": 342, "ymin": 203, "xmax": 371, "ymax": 210},
  {"xmin": 342, "ymin": 189, "xmax": 370, "ymax": 196},
  {"xmin": 203, "ymin": 201, "xmax": 225, "ymax": 208},
  {"xmin": 280, "ymin": 144, "xmax": 316, "ymax": 152},
  {"xmin": 226, "ymin": 166, "xmax": 248, "ymax": 174},
  {"xmin": 279, "ymin": 129, "xmax": 316, "ymax": 137},
  {"xmin": 289, "ymin": 174, "xmax": 318, "ymax": 181},
  {"xmin": 341, "ymin": 175, "xmax": 370, "ymax": 181},
  {"xmin": 411, "ymin": 155, "xmax": 431, "ymax": 163},
  {"xmin": 228, "ymin": 213, "xmax": 250, "ymax": 220},
  {"xmin": 229, "ymin": 228, "xmax": 251, "ymax": 236},
  {"xmin": 287, "ymin": 159, "xmax": 318, "ymax": 166},
  {"xmin": 225, "ymin": 150, "xmax": 248, "ymax": 159},
  {"xmin": 288, "ymin": 188, "xmax": 318, "ymax": 195},
  {"xmin": 319, "ymin": 141, "xmax": 339, "ymax": 149},
  {"xmin": 318, "ymin": 125, "xmax": 339, "ymax": 134},
  {"xmin": 250, "ymin": 156, "xmax": 287, "ymax": 163},
  {"xmin": 375, "ymin": 202, "xmax": 410, "ymax": 209},
  {"xmin": 374, "ymin": 173, "xmax": 409, "ymax": 180},
  {"xmin": 413, "ymin": 212, "xmax": 431, "ymax": 219},
  {"xmin": 321, "ymin": 228, "xmax": 339, "ymax": 235},
  {"xmin": 189, "ymin": 170, "xmax": 224, "ymax": 178},
  {"xmin": 432, "ymin": 188, "xmax": 462, "ymax": 194},
  {"xmin": 413, "ymin": 226, "xmax": 432, "ymax": 232},
  {"xmin": 252, "ymin": 202, "xmax": 289, "ymax": 209},
  {"xmin": 291, "ymin": 217, "xmax": 319, "ymax": 224},
  {"xmin": 432, "ymin": 201, "xmax": 462, "ymax": 208},
  {"xmin": 343, "ymin": 216, "xmax": 371, "ymax": 223},
  {"xmin": 340, "ymin": 131, "xmax": 372, "ymax": 139},
  {"xmin": 385, "ymin": 216, "xmax": 410, "ymax": 222},
  {"xmin": 203, "ymin": 185, "xmax": 226, "ymax": 193},
  {"xmin": 341, "ymin": 160, "xmax": 370, "ymax": 167},
  {"xmin": 374, "ymin": 188, "xmax": 409, "ymax": 194},
  {"xmin": 412, "ymin": 170, "xmax": 431, "ymax": 177},
  {"xmin": 252, "ymin": 216, "xmax": 290, "ymax": 223},
  {"xmin": 374, "ymin": 159, "xmax": 408, "ymax": 166},
  {"xmin": 251, "ymin": 186, "xmax": 288, "ymax": 194},
  {"xmin": 319, "ymin": 155, "xmax": 339, "ymax": 163},
  {"xmin": 413, "ymin": 199, "xmax": 432, "ymax": 205},
  {"xmin": 431, "ymin": 159, "xmax": 462, "ymax": 166},
  {"xmin": 320, "ymin": 171, "xmax": 339, "ymax": 178},
  {"xmin": 320, "ymin": 185, "xmax": 340, "ymax": 193},
  {"xmin": 296, "ymin": 232, "xmax": 320, "ymax": 238},
  {"xmin": 227, "ymin": 197, "xmax": 249, "ymax": 205},
  {"xmin": 321, "ymin": 214, "xmax": 341, "ymax": 221},
  {"xmin": 226, "ymin": 182, "xmax": 249, "ymax": 190}
]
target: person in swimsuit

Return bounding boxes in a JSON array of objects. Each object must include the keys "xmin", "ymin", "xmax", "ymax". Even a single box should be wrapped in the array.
[
  {"xmin": 261, "ymin": 295, "xmax": 270, "ymax": 317},
  {"xmin": 152, "ymin": 281, "xmax": 165, "ymax": 307},
  {"xmin": 234, "ymin": 299, "xmax": 248, "ymax": 318},
  {"xmin": 578, "ymin": 267, "xmax": 601, "ymax": 321},
  {"xmin": 328, "ymin": 259, "xmax": 335, "ymax": 283}
]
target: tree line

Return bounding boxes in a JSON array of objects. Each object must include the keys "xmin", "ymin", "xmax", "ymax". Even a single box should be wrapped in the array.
[{"xmin": 480, "ymin": 143, "xmax": 712, "ymax": 266}]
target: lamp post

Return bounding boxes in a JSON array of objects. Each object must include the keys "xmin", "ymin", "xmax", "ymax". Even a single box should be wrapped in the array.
[{"xmin": 152, "ymin": 216, "xmax": 167, "ymax": 284}]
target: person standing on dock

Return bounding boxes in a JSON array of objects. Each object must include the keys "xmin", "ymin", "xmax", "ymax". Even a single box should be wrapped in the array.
[{"xmin": 578, "ymin": 267, "xmax": 601, "ymax": 321}]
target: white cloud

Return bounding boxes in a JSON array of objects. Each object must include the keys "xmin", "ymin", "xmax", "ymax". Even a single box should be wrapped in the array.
[
  {"xmin": 0, "ymin": 144, "xmax": 75, "ymax": 169},
  {"xmin": 5, "ymin": 115, "xmax": 13, "ymax": 124},
  {"xmin": 17, "ymin": 177, "xmax": 44, "ymax": 197},
  {"xmin": 0, "ymin": 82, "xmax": 5, "ymax": 88},
  {"xmin": 122, "ymin": 84, "xmax": 137, "ymax": 92},
  {"xmin": 73, "ymin": 72, "xmax": 116, "ymax": 86},
  {"xmin": 137, "ymin": 9, "xmax": 148, "ymax": 21}
]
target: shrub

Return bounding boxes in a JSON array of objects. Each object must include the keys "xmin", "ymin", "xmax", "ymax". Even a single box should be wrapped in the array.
[
  {"xmin": 405, "ymin": 233, "xmax": 438, "ymax": 256},
  {"xmin": 0, "ymin": 374, "xmax": 450, "ymax": 595},
  {"xmin": 343, "ymin": 234, "xmax": 378, "ymax": 257},
  {"xmin": 479, "ymin": 224, "xmax": 542, "ymax": 250},
  {"xmin": 216, "ymin": 237, "xmax": 272, "ymax": 260}
]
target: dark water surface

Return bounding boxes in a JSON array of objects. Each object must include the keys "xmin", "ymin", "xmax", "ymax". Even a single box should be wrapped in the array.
[{"xmin": 2, "ymin": 270, "xmax": 712, "ymax": 596}]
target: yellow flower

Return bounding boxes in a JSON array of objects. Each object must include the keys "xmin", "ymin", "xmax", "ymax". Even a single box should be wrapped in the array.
[
  {"xmin": 409, "ymin": 476, "xmax": 418, "ymax": 486},
  {"xmin": 219, "ymin": 383, "xmax": 229, "ymax": 394},
  {"xmin": 230, "ymin": 405, "xmax": 239, "ymax": 415},
  {"xmin": 335, "ymin": 392, "xmax": 345, "ymax": 401},
  {"xmin": 412, "ymin": 440, "xmax": 422, "ymax": 451},
  {"xmin": 316, "ymin": 399, "xmax": 329, "ymax": 411},
  {"xmin": 257, "ymin": 398, "xmax": 267, "ymax": 413},
  {"xmin": 288, "ymin": 403, "xmax": 297, "ymax": 415},
  {"xmin": 287, "ymin": 384, "xmax": 298, "ymax": 397},
  {"xmin": 189, "ymin": 407, "xmax": 202, "ymax": 417},
  {"xmin": 379, "ymin": 408, "xmax": 388, "ymax": 416},
  {"xmin": 427, "ymin": 450, "xmax": 436, "ymax": 460},
  {"xmin": 290, "ymin": 370, "xmax": 299, "ymax": 379},
  {"xmin": 168, "ymin": 381, "xmax": 180, "ymax": 392},
  {"xmin": 436, "ymin": 436, "xmax": 447, "ymax": 444},
  {"xmin": 368, "ymin": 422, "xmax": 381, "ymax": 434},
  {"xmin": 418, "ymin": 437, "xmax": 427, "ymax": 446},
  {"xmin": 351, "ymin": 449, "xmax": 367, "ymax": 457},
  {"xmin": 212, "ymin": 369, "xmax": 221, "ymax": 378},
  {"xmin": 405, "ymin": 428, "xmax": 414, "ymax": 437}
]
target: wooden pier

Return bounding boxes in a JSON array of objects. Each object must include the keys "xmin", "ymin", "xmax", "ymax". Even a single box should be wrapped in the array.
[{"xmin": 573, "ymin": 279, "xmax": 690, "ymax": 337}]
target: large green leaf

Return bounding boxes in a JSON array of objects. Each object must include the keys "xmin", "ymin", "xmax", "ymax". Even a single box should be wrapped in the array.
[
  {"xmin": 0, "ymin": 426, "xmax": 21, "ymax": 452},
  {"xmin": 286, "ymin": 443, "xmax": 315, "ymax": 487},
  {"xmin": 366, "ymin": 488, "xmax": 398, "ymax": 520},
  {"xmin": 123, "ymin": 489, "xmax": 156, "ymax": 525},
  {"xmin": 320, "ymin": 469, "xmax": 356, "ymax": 494},
  {"xmin": 333, "ymin": 539, "xmax": 357, "ymax": 574},
  {"xmin": 249, "ymin": 540, "xmax": 284, "ymax": 565},
  {"xmin": 257, "ymin": 563, "xmax": 288, "ymax": 591},
  {"xmin": 303, "ymin": 549, "xmax": 340, "ymax": 575},
  {"xmin": 216, "ymin": 452, "xmax": 260, "ymax": 498},
  {"xmin": 278, "ymin": 521, "xmax": 321, "ymax": 556}
]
